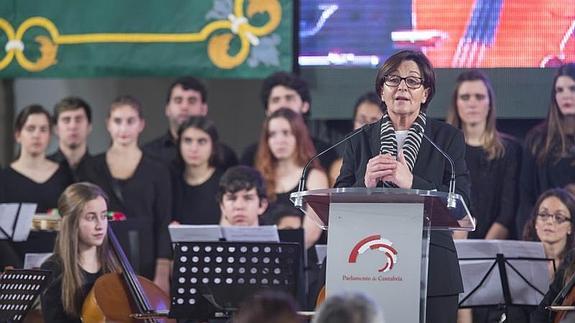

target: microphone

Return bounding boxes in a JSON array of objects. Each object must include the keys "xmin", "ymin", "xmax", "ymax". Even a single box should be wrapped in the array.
[
  {"xmin": 294, "ymin": 126, "xmax": 366, "ymax": 208},
  {"xmin": 416, "ymin": 128, "xmax": 457, "ymax": 209}
]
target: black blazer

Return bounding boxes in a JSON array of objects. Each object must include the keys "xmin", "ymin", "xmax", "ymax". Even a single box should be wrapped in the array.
[{"xmin": 335, "ymin": 117, "xmax": 471, "ymax": 296}]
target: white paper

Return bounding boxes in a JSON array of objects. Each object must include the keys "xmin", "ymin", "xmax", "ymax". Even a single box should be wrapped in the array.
[
  {"xmin": 315, "ymin": 244, "xmax": 327, "ymax": 265},
  {"xmin": 24, "ymin": 253, "xmax": 52, "ymax": 269},
  {"xmin": 0, "ymin": 203, "xmax": 37, "ymax": 241},
  {"xmin": 13, "ymin": 204, "xmax": 37, "ymax": 241},
  {"xmin": 455, "ymin": 240, "xmax": 549, "ymax": 306},
  {"xmin": 168, "ymin": 224, "xmax": 222, "ymax": 242},
  {"xmin": 221, "ymin": 225, "xmax": 280, "ymax": 242}
]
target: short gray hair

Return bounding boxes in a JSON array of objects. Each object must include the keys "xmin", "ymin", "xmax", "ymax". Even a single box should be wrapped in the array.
[{"xmin": 312, "ymin": 292, "xmax": 385, "ymax": 323}]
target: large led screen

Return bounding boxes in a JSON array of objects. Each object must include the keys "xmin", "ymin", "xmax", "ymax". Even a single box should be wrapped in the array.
[{"xmin": 299, "ymin": 0, "xmax": 575, "ymax": 68}]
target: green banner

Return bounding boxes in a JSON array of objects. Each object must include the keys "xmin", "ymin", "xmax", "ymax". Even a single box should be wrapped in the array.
[{"xmin": 0, "ymin": 0, "xmax": 294, "ymax": 78}]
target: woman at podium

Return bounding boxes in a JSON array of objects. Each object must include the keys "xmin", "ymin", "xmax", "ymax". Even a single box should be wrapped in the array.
[{"xmin": 335, "ymin": 49, "xmax": 471, "ymax": 323}]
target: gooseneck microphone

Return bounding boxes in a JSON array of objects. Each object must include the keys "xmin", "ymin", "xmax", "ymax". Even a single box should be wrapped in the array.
[
  {"xmin": 416, "ymin": 128, "xmax": 458, "ymax": 209},
  {"xmin": 294, "ymin": 126, "xmax": 366, "ymax": 208}
]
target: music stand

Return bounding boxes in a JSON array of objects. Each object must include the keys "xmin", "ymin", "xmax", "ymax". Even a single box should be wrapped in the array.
[
  {"xmin": 169, "ymin": 241, "xmax": 301, "ymax": 321},
  {"xmin": 0, "ymin": 204, "xmax": 37, "ymax": 242},
  {"xmin": 456, "ymin": 240, "xmax": 550, "ymax": 321},
  {"xmin": 0, "ymin": 269, "xmax": 51, "ymax": 323}
]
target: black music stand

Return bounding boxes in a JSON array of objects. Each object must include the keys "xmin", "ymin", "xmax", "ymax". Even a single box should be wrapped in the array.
[
  {"xmin": 0, "ymin": 269, "xmax": 51, "ymax": 323},
  {"xmin": 458, "ymin": 254, "xmax": 550, "ymax": 321},
  {"xmin": 169, "ymin": 241, "xmax": 301, "ymax": 321}
]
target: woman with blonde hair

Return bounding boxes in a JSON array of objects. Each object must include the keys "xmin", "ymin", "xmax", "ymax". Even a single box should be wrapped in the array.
[
  {"xmin": 447, "ymin": 70, "xmax": 521, "ymax": 239},
  {"xmin": 255, "ymin": 108, "xmax": 329, "ymax": 248},
  {"xmin": 41, "ymin": 182, "xmax": 119, "ymax": 322}
]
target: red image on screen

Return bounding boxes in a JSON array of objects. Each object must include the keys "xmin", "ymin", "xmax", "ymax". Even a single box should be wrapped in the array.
[{"xmin": 413, "ymin": 0, "xmax": 575, "ymax": 67}]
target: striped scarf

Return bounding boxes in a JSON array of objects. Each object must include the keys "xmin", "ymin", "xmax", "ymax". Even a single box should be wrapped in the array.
[{"xmin": 379, "ymin": 112, "xmax": 426, "ymax": 187}]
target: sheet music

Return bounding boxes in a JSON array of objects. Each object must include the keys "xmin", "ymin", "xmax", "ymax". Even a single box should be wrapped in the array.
[
  {"xmin": 222, "ymin": 225, "xmax": 280, "ymax": 242},
  {"xmin": 24, "ymin": 253, "xmax": 52, "ymax": 269},
  {"xmin": 455, "ymin": 240, "xmax": 549, "ymax": 306},
  {"xmin": 168, "ymin": 224, "xmax": 222, "ymax": 242}
]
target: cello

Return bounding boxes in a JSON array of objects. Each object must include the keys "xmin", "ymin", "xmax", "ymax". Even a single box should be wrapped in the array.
[{"xmin": 81, "ymin": 227, "xmax": 174, "ymax": 323}]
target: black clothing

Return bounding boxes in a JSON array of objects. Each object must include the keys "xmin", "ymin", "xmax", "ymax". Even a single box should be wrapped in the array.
[
  {"xmin": 143, "ymin": 131, "xmax": 238, "ymax": 171},
  {"xmin": 0, "ymin": 165, "xmax": 73, "ymax": 213},
  {"xmin": 335, "ymin": 118, "xmax": 470, "ymax": 301},
  {"xmin": 240, "ymin": 136, "xmax": 338, "ymax": 171},
  {"xmin": 531, "ymin": 250, "xmax": 575, "ymax": 323},
  {"xmin": 47, "ymin": 149, "xmax": 92, "ymax": 183},
  {"xmin": 80, "ymin": 153, "xmax": 172, "ymax": 279},
  {"xmin": 263, "ymin": 172, "xmax": 312, "ymax": 225},
  {"xmin": 466, "ymin": 136, "xmax": 522, "ymax": 239},
  {"xmin": 40, "ymin": 255, "xmax": 102, "ymax": 323},
  {"xmin": 171, "ymin": 166, "xmax": 223, "ymax": 224},
  {"xmin": 516, "ymin": 125, "xmax": 575, "ymax": 237},
  {"xmin": 0, "ymin": 165, "xmax": 73, "ymax": 269}
]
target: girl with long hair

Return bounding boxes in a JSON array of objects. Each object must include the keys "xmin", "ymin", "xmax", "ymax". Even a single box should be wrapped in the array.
[
  {"xmin": 447, "ymin": 70, "xmax": 521, "ymax": 239},
  {"xmin": 171, "ymin": 116, "xmax": 223, "ymax": 224},
  {"xmin": 41, "ymin": 182, "xmax": 119, "ymax": 322},
  {"xmin": 255, "ymin": 108, "xmax": 329, "ymax": 248},
  {"xmin": 80, "ymin": 95, "xmax": 172, "ymax": 293},
  {"xmin": 517, "ymin": 63, "xmax": 575, "ymax": 236}
]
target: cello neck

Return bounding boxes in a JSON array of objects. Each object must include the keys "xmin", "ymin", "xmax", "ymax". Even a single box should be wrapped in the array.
[{"xmin": 107, "ymin": 227, "xmax": 157, "ymax": 322}]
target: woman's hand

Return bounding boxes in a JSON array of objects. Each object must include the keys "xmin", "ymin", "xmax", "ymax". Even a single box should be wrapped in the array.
[{"xmin": 364, "ymin": 151, "xmax": 413, "ymax": 188}]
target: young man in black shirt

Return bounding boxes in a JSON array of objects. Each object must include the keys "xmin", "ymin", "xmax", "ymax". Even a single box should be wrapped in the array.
[
  {"xmin": 240, "ymin": 72, "xmax": 337, "ymax": 171},
  {"xmin": 143, "ymin": 76, "xmax": 238, "ymax": 170},
  {"xmin": 48, "ymin": 97, "xmax": 93, "ymax": 182},
  {"xmin": 218, "ymin": 166, "xmax": 268, "ymax": 227}
]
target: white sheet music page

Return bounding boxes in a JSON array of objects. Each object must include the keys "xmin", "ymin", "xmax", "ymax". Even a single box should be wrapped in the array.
[
  {"xmin": 0, "ymin": 203, "xmax": 37, "ymax": 241},
  {"xmin": 14, "ymin": 204, "xmax": 37, "ymax": 241},
  {"xmin": 168, "ymin": 224, "xmax": 223, "ymax": 242},
  {"xmin": 222, "ymin": 225, "xmax": 280, "ymax": 242}
]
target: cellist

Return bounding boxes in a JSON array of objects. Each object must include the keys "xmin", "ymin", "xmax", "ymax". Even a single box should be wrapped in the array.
[{"xmin": 40, "ymin": 182, "xmax": 119, "ymax": 322}]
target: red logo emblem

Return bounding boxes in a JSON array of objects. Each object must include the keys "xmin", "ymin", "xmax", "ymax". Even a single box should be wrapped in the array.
[{"xmin": 348, "ymin": 235, "xmax": 398, "ymax": 272}]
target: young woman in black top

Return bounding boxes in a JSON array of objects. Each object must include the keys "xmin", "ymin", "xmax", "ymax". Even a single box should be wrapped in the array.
[
  {"xmin": 171, "ymin": 116, "xmax": 223, "ymax": 224},
  {"xmin": 0, "ymin": 105, "xmax": 73, "ymax": 269},
  {"xmin": 81, "ymin": 95, "xmax": 171, "ymax": 293},
  {"xmin": 41, "ymin": 182, "xmax": 119, "ymax": 323},
  {"xmin": 447, "ymin": 70, "xmax": 521, "ymax": 239},
  {"xmin": 255, "ymin": 108, "xmax": 329, "ymax": 248},
  {"xmin": 517, "ymin": 63, "xmax": 575, "ymax": 236},
  {"xmin": 1, "ymin": 104, "xmax": 73, "ymax": 212}
]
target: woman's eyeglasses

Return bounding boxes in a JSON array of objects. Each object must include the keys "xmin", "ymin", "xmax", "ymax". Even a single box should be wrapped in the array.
[
  {"xmin": 537, "ymin": 212, "xmax": 571, "ymax": 224},
  {"xmin": 384, "ymin": 75, "xmax": 424, "ymax": 89}
]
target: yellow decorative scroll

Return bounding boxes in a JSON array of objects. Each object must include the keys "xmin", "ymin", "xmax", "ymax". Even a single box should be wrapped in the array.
[{"xmin": 0, "ymin": 0, "xmax": 282, "ymax": 72}]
